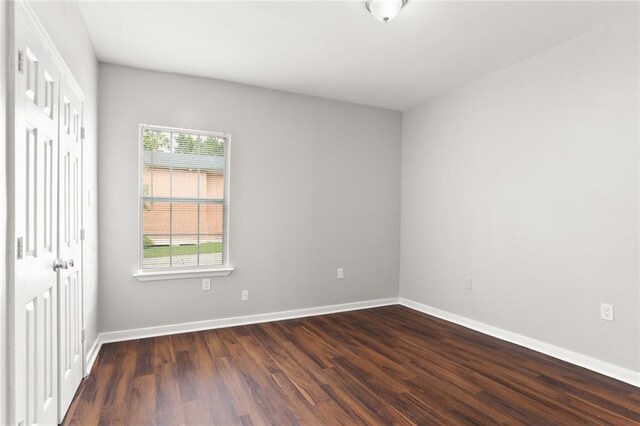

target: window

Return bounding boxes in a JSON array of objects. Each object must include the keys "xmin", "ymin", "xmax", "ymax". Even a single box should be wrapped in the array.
[{"xmin": 137, "ymin": 125, "xmax": 231, "ymax": 278}]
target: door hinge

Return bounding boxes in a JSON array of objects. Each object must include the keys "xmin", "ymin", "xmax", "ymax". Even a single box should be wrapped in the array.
[
  {"xmin": 80, "ymin": 228, "xmax": 86, "ymax": 241},
  {"xmin": 81, "ymin": 329, "xmax": 86, "ymax": 342},
  {"xmin": 81, "ymin": 126, "xmax": 85, "ymax": 140},
  {"xmin": 16, "ymin": 237, "xmax": 23, "ymax": 259},
  {"xmin": 18, "ymin": 51, "xmax": 24, "ymax": 73}
]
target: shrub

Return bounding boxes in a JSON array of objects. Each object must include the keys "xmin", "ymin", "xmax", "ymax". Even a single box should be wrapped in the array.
[{"xmin": 143, "ymin": 236, "xmax": 154, "ymax": 248}]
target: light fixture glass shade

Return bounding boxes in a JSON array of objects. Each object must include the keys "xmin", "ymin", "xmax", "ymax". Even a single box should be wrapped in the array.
[{"xmin": 365, "ymin": 0, "xmax": 407, "ymax": 23}]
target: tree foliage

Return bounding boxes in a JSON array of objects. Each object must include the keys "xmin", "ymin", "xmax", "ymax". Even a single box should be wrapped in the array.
[
  {"xmin": 143, "ymin": 130, "xmax": 171, "ymax": 152},
  {"xmin": 143, "ymin": 129, "xmax": 224, "ymax": 156}
]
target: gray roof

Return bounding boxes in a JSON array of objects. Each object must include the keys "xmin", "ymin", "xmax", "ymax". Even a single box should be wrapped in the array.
[{"xmin": 143, "ymin": 150, "xmax": 224, "ymax": 171}]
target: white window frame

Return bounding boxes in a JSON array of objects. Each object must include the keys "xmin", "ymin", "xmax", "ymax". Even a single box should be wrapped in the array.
[{"xmin": 133, "ymin": 124, "xmax": 234, "ymax": 281}]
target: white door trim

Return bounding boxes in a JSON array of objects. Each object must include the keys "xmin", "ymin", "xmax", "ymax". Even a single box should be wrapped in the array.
[{"xmin": 6, "ymin": 2, "xmax": 18, "ymax": 423}]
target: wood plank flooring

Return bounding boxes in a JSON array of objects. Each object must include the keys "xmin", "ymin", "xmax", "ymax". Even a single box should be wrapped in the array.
[{"xmin": 63, "ymin": 305, "xmax": 640, "ymax": 425}]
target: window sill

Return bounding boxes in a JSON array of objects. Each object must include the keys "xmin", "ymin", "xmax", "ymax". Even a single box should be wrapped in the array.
[{"xmin": 133, "ymin": 267, "xmax": 235, "ymax": 282}]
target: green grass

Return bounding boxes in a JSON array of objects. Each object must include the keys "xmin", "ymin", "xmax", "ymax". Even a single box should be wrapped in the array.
[{"xmin": 143, "ymin": 242, "xmax": 222, "ymax": 258}]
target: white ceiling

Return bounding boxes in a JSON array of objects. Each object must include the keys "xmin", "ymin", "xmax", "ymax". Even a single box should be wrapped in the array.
[{"xmin": 78, "ymin": 1, "xmax": 635, "ymax": 111}]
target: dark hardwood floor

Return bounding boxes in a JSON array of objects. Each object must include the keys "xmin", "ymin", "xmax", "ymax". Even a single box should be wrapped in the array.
[{"xmin": 63, "ymin": 305, "xmax": 640, "ymax": 425}]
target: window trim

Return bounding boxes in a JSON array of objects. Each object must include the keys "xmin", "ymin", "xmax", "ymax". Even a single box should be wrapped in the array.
[
  {"xmin": 133, "ymin": 267, "xmax": 234, "ymax": 282},
  {"xmin": 134, "ymin": 124, "xmax": 233, "ymax": 280}
]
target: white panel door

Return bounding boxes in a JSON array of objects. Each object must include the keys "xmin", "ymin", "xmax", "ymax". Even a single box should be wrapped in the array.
[
  {"xmin": 57, "ymin": 77, "xmax": 84, "ymax": 422},
  {"xmin": 13, "ymin": 9, "xmax": 60, "ymax": 426}
]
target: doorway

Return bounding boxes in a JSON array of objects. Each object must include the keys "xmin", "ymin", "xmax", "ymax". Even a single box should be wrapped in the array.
[{"xmin": 8, "ymin": 3, "xmax": 86, "ymax": 424}]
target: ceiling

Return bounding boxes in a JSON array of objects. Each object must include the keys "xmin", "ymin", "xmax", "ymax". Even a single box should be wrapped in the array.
[{"xmin": 78, "ymin": 1, "xmax": 636, "ymax": 111}]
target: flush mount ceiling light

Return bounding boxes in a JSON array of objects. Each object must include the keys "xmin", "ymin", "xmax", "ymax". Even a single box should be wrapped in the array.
[{"xmin": 365, "ymin": 0, "xmax": 408, "ymax": 23}]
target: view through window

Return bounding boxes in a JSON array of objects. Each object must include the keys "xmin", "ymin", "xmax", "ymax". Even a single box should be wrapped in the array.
[{"xmin": 141, "ymin": 125, "xmax": 228, "ymax": 269}]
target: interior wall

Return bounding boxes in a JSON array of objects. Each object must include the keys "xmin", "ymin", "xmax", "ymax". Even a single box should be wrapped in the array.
[
  {"xmin": 28, "ymin": 1, "xmax": 100, "ymax": 358},
  {"xmin": 400, "ymin": 12, "xmax": 639, "ymax": 371},
  {"xmin": 98, "ymin": 64, "xmax": 401, "ymax": 333},
  {"xmin": 1, "ymin": 1, "xmax": 8, "ymax": 422}
]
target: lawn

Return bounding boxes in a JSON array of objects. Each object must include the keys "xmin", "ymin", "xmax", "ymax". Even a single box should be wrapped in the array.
[{"xmin": 143, "ymin": 241, "xmax": 223, "ymax": 258}]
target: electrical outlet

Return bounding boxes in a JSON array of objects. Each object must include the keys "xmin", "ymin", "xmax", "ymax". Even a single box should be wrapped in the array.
[
  {"xmin": 337, "ymin": 268, "xmax": 344, "ymax": 279},
  {"xmin": 202, "ymin": 278, "xmax": 211, "ymax": 292},
  {"xmin": 465, "ymin": 277, "xmax": 473, "ymax": 290},
  {"xmin": 241, "ymin": 290, "xmax": 249, "ymax": 301},
  {"xmin": 600, "ymin": 303, "xmax": 614, "ymax": 321}
]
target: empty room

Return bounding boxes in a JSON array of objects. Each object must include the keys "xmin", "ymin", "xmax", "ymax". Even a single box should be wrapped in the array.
[{"xmin": 1, "ymin": 0, "xmax": 639, "ymax": 424}]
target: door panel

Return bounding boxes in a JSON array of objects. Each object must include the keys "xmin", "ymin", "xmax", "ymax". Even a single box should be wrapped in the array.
[
  {"xmin": 14, "ymin": 9, "xmax": 60, "ymax": 426},
  {"xmin": 57, "ymin": 77, "xmax": 84, "ymax": 422}
]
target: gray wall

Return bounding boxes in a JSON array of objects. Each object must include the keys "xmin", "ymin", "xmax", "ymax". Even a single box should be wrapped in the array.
[
  {"xmin": 400, "ymin": 13, "xmax": 639, "ymax": 371},
  {"xmin": 28, "ymin": 1, "xmax": 100, "ymax": 358},
  {"xmin": 98, "ymin": 64, "xmax": 402, "ymax": 333}
]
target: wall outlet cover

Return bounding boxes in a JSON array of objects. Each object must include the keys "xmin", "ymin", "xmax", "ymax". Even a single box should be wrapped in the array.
[
  {"xmin": 465, "ymin": 278, "xmax": 473, "ymax": 290},
  {"xmin": 337, "ymin": 268, "xmax": 344, "ymax": 279},
  {"xmin": 600, "ymin": 303, "xmax": 614, "ymax": 321},
  {"xmin": 202, "ymin": 278, "xmax": 212, "ymax": 291}
]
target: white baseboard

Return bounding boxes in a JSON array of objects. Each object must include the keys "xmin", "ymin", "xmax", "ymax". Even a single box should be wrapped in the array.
[
  {"xmin": 84, "ymin": 335, "xmax": 102, "ymax": 376},
  {"xmin": 98, "ymin": 297, "xmax": 399, "ymax": 345},
  {"xmin": 398, "ymin": 297, "xmax": 640, "ymax": 387}
]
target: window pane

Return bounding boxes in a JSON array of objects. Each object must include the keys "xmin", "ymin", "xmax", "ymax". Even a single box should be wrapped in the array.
[
  {"xmin": 143, "ymin": 165, "xmax": 171, "ymax": 198},
  {"xmin": 199, "ymin": 135, "xmax": 225, "ymax": 156},
  {"xmin": 172, "ymin": 132, "xmax": 199, "ymax": 155},
  {"xmin": 199, "ymin": 202, "xmax": 224, "ymax": 266},
  {"xmin": 171, "ymin": 168, "xmax": 199, "ymax": 199},
  {"xmin": 142, "ymin": 234, "xmax": 171, "ymax": 269},
  {"xmin": 199, "ymin": 203, "xmax": 224, "ymax": 236},
  {"xmin": 143, "ymin": 201, "xmax": 170, "ymax": 235},
  {"xmin": 143, "ymin": 129, "xmax": 171, "ymax": 153},
  {"xmin": 170, "ymin": 235, "xmax": 199, "ymax": 268},
  {"xmin": 172, "ymin": 203, "xmax": 198, "ymax": 235},
  {"xmin": 198, "ymin": 235, "xmax": 223, "ymax": 266},
  {"xmin": 199, "ymin": 135, "xmax": 225, "ymax": 199},
  {"xmin": 143, "ymin": 129, "xmax": 172, "ymax": 198},
  {"xmin": 200, "ymin": 170, "xmax": 224, "ymax": 199},
  {"xmin": 172, "ymin": 132, "xmax": 199, "ymax": 199}
]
